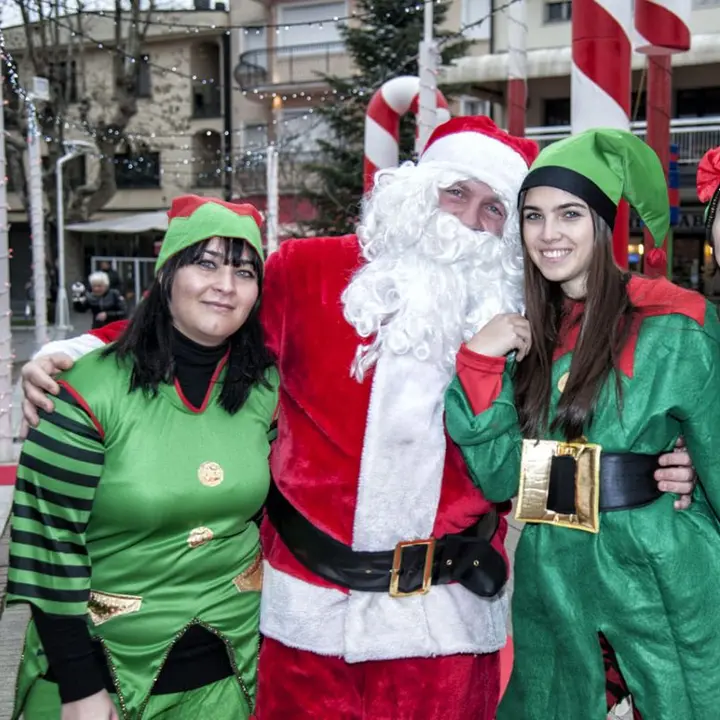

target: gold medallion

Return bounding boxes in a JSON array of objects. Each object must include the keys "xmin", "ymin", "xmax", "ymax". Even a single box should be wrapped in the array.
[
  {"xmin": 557, "ymin": 372, "xmax": 569, "ymax": 393},
  {"xmin": 187, "ymin": 526, "xmax": 214, "ymax": 548},
  {"xmin": 198, "ymin": 461, "xmax": 224, "ymax": 487}
]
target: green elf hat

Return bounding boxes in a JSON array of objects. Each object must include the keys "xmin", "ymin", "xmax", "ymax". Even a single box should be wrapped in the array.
[
  {"xmin": 520, "ymin": 128, "xmax": 670, "ymax": 273},
  {"xmin": 156, "ymin": 194, "xmax": 264, "ymax": 272},
  {"xmin": 697, "ymin": 147, "xmax": 720, "ymax": 237}
]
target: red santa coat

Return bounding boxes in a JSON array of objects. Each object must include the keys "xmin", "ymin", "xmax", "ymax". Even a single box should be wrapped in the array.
[{"xmin": 72, "ymin": 234, "xmax": 510, "ymax": 663}]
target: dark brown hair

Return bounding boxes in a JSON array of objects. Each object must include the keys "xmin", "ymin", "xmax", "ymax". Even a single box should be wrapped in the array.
[{"xmin": 514, "ymin": 207, "xmax": 635, "ymax": 440}]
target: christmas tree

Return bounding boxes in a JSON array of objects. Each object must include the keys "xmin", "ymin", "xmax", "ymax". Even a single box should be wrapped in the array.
[{"xmin": 300, "ymin": 0, "xmax": 472, "ymax": 236}]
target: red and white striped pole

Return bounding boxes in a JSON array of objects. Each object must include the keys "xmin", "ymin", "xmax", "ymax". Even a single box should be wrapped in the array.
[
  {"xmin": 363, "ymin": 76, "xmax": 450, "ymax": 194},
  {"xmin": 635, "ymin": 0, "xmax": 691, "ymax": 278},
  {"xmin": 571, "ymin": 0, "xmax": 632, "ymax": 268},
  {"xmin": 506, "ymin": 0, "xmax": 527, "ymax": 137}
]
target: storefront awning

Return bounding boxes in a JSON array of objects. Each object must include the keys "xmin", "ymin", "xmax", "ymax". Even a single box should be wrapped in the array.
[
  {"xmin": 440, "ymin": 33, "xmax": 720, "ymax": 85},
  {"xmin": 65, "ymin": 211, "xmax": 168, "ymax": 234}
]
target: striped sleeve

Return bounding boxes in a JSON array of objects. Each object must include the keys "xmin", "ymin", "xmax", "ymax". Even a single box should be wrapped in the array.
[{"xmin": 7, "ymin": 383, "xmax": 104, "ymax": 617}]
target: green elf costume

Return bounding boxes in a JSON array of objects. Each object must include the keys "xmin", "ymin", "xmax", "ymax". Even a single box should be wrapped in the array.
[
  {"xmin": 7, "ymin": 196, "xmax": 278, "ymax": 719},
  {"xmin": 445, "ymin": 129, "xmax": 720, "ymax": 719}
]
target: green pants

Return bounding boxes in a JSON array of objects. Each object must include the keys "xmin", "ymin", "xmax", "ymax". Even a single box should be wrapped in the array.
[
  {"xmin": 23, "ymin": 676, "xmax": 250, "ymax": 720},
  {"xmin": 499, "ymin": 494, "xmax": 720, "ymax": 719}
]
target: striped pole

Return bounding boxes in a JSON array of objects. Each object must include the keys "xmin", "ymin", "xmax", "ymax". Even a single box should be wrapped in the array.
[
  {"xmin": 571, "ymin": 0, "xmax": 632, "ymax": 268},
  {"xmin": 634, "ymin": 0, "xmax": 691, "ymax": 278},
  {"xmin": 506, "ymin": 0, "xmax": 527, "ymax": 137},
  {"xmin": 363, "ymin": 76, "xmax": 450, "ymax": 194}
]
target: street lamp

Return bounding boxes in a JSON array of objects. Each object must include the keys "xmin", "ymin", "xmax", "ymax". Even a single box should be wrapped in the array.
[{"xmin": 55, "ymin": 140, "xmax": 95, "ymax": 335}]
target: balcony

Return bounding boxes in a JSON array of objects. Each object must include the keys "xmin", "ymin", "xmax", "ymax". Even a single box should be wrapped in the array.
[
  {"xmin": 234, "ymin": 150, "xmax": 319, "ymax": 195},
  {"xmin": 234, "ymin": 42, "xmax": 350, "ymax": 92},
  {"xmin": 192, "ymin": 82, "xmax": 222, "ymax": 119},
  {"xmin": 526, "ymin": 117, "xmax": 720, "ymax": 185}
]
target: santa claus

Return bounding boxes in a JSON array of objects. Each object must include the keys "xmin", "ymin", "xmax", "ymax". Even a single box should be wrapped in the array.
[{"xmin": 20, "ymin": 116, "xmax": 694, "ymax": 719}]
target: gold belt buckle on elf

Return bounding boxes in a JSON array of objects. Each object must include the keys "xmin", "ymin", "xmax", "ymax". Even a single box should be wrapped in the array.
[{"xmin": 515, "ymin": 438, "xmax": 602, "ymax": 533}]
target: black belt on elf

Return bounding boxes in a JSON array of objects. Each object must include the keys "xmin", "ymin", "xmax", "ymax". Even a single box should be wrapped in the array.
[
  {"xmin": 265, "ymin": 481, "xmax": 508, "ymax": 599},
  {"xmin": 516, "ymin": 440, "xmax": 662, "ymax": 534}
]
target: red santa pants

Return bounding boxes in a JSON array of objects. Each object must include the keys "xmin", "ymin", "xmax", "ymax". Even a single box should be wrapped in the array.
[{"xmin": 254, "ymin": 636, "xmax": 500, "ymax": 720}]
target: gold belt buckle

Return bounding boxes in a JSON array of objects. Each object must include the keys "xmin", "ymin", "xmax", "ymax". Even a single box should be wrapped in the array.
[
  {"xmin": 389, "ymin": 538, "xmax": 436, "ymax": 598},
  {"xmin": 515, "ymin": 438, "xmax": 602, "ymax": 533}
]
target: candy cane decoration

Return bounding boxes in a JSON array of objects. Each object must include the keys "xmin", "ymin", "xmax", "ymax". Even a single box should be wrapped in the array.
[
  {"xmin": 634, "ymin": 1, "xmax": 691, "ymax": 277},
  {"xmin": 572, "ymin": 0, "xmax": 632, "ymax": 267},
  {"xmin": 363, "ymin": 76, "xmax": 450, "ymax": 194}
]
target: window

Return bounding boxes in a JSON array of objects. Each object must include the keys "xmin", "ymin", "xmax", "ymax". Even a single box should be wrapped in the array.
[
  {"xmin": 461, "ymin": 0, "xmax": 491, "ymax": 40},
  {"xmin": 275, "ymin": 1, "xmax": 345, "ymax": 48},
  {"xmin": 279, "ymin": 109, "xmax": 331, "ymax": 154},
  {"xmin": 630, "ymin": 91, "xmax": 647, "ymax": 122},
  {"xmin": 543, "ymin": 98, "xmax": 570, "ymax": 126},
  {"xmin": 49, "ymin": 61, "xmax": 78, "ymax": 103},
  {"xmin": 43, "ymin": 154, "xmax": 87, "ymax": 188},
  {"xmin": 244, "ymin": 123, "xmax": 269, "ymax": 150},
  {"xmin": 460, "ymin": 96, "xmax": 491, "ymax": 117},
  {"xmin": 138, "ymin": 55, "xmax": 151, "ymax": 98},
  {"xmin": 675, "ymin": 87, "xmax": 720, "ymax": 118},
  {"xmin": 114, "ymin": 151, "xmax": 161, "ymax": 189},
  {"xmin": 544, "ymin": 1, "xmax": 572, "ymax": 23}
]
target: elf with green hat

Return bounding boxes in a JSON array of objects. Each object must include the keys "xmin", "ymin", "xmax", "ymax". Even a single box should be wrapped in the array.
[
  {"xmin": 6, "ymin": 195, "xmax": 277, "ymax": 719},
  {"xmin": 445, "ymin": 128, "xmax": 720, "ymax": 719}
]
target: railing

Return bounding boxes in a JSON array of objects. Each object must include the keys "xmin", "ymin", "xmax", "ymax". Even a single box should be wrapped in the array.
[
  {"xmin": 234, "ymin": 150, "xmax": 320, "ymax": 194},
  {"xmin": 526, "ymin": 117, "xmax": 720, "ymax": 168},
  {"xmin": 192, "ymin": 82, "xmax": 222, "ymax": 119},
  {"xmin": 234, "ymin": 42, "xmax": 346, "ymax": 91}
]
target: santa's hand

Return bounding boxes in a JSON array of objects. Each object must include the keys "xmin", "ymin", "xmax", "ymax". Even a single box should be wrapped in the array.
[{"xmin": 466, "ymin": 313, "xmax": 532, "ymax": 361}]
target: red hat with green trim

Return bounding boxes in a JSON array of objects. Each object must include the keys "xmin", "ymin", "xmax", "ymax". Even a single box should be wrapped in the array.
[
  {"xmin": 156, "ymin": 195, "xmax": 264, "ymax": 272},
  {"xmin": 697, "ymin": 147, "xmax": 720, "ymax": 237}
]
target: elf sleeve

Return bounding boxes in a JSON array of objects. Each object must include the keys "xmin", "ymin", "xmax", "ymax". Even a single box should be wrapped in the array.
[
  {"xmin": 445, "ymin": 355, "xmax": 522, "ymax": 503},
  {"xmin": 260, "ymin": 247, "xmax": 287, "ymax": 359},
  {"xmin": 671, "ymin": 305, "xmax": 720, "ymax": 516},
  {"xmin": 7, "ymin": 382, "xmax": 106, "ymax": 697}
]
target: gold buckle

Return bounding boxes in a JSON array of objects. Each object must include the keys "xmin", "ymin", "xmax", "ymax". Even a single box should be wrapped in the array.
[
  {"xmin": 515, "ymin": 438, "xmax": 602, "ymax": 533},
  {"xmin": 389, "ymin": 538, "xmax": 436, "ymax": 598}
]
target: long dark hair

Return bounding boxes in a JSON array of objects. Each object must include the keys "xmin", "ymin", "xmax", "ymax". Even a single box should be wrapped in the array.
[
  {"xmin": 103, "ymin": 237, "xmax": 274, "ymax": 415},
  {"xmin": 514, "ymin": 208, "xmax": 635, "ymax": 440}
]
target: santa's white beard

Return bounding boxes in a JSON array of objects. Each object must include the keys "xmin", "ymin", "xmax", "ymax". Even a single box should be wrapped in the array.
[{"xmin": 342, "ymin": 163, "xmax": 525, "ymax": 382}]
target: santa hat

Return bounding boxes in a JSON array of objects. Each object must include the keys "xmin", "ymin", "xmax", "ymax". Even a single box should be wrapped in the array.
[
  {"xmin": 419, "ymin": 116, "xmax": 539, "ymax": 204},
  {"xmin": 697, "ymin": 147, "xmax": 720, "ymax": 237},
  {"xmin": 156, "ymin": 195, "xmax": 264, "ymax": 271},
  {"xmin": 521, "ymin": 128, "xmax": 670, "ymax": 273}
]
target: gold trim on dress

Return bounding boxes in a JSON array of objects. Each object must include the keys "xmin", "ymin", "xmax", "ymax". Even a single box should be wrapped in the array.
[
  {"xmin": 233, "ymin": 551, "xmax": 264, "ymax": 592},
  {"xmin": 198, "ymin": 461, "xmax": 224, "ymax": 487},
  {"xmin": 515, "ymin": 438, "xmax": 602, "ymax": 533},
  {"xmin": 187, "ymin": 526, "xmax": 214, "ymax": 548},
  {"xmin": 87, "ymin": 590, "xmax": 143, "ymax": 626}
]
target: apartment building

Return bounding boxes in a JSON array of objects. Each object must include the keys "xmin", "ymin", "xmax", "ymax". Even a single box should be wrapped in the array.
[
  {"xmin": 3, "ymin": 5, "xmax": 231, "ymax": 310},
  {"xmin": 442, "ymin": 0, "xmax": 720, "ymax": 291}
]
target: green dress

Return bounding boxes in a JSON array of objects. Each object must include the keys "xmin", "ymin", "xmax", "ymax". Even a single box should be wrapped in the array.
[
  {"xmin": 445, "ymin": 282, "xmax": 720, "ymax": 719},
  {"xmin": 7, "ymin": 348, "xmax": 278, "ymax": 720}
]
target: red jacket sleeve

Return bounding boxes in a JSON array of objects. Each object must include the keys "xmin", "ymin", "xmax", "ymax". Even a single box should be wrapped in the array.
[
  {"xmin": 260, "ymin": 248, "xmax": 286, "ymax": 360},
  {"xmin": 455, "ymin": 345, "xmax": 507, "ymax": 415},
  {"xmin": 89, "ymin": 319, "xmax": 128, "ymax": 343}
]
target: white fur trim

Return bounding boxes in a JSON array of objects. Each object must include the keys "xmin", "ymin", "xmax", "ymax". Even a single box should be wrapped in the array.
[
  {"xmin": 420, "ymin": 131, "xmax": 529, "ymax": 202},
  {"xmin": 260, "ymin": 563, "xmax": 509, "ymax": 661},
  {"xmin": 261, "ymin": 350, "xmax": 510, "ymax": 661},
  {"xmin": 33, "ymin": 334, "xmax": 106, "ymax": 362}
]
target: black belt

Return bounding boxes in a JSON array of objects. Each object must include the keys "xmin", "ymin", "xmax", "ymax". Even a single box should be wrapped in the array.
[
  {"xmin": 547, "ymin": 452, "xmax": 662, "ymax": 516},
  {"xmin": 266, "ymin": 482, "xmax": 508, "ymax": 599}
]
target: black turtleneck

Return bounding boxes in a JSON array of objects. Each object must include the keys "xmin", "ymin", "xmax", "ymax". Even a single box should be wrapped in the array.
[{"xmin": 172, "ymin": 327, "xmax": 228, "ymax": 408}]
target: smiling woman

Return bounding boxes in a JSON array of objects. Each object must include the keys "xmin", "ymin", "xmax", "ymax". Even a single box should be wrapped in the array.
[
  {"xmin": 446, "ymin": 129, "xmax": 720, "ymax": 719},
  {"xmin": 7, "ymin": 196, "xmax": 278, "ymax": 720}
]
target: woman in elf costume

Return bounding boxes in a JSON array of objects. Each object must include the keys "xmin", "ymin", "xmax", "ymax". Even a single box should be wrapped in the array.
[
  {"xmin": 446, "ymin": 129, "xmax": 720, "ymax": 719},
  {"xmin": 7, "ymin": 196, "xmax": 277, "ymax": 719}
]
